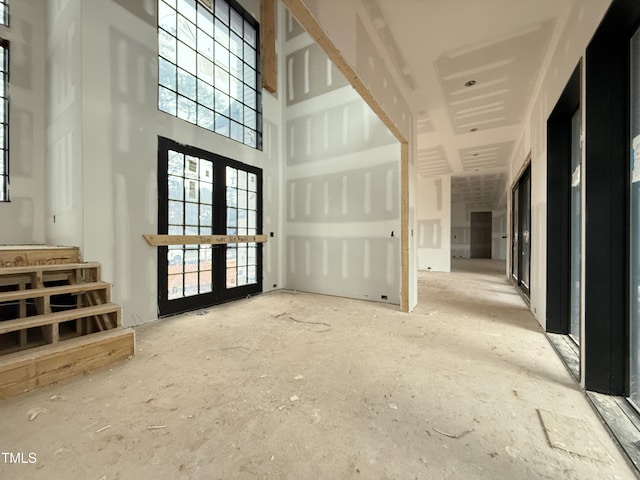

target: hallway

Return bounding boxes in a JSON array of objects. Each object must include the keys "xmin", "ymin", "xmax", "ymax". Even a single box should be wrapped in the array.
[{"xmin": 0, "ymin": 261, "xmax": 634, "ymax": 479}]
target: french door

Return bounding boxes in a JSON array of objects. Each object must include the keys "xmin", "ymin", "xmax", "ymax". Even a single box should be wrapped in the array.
[{"xmin": 157, "ymin": 137, "xmax": 262, "ymax": 316}]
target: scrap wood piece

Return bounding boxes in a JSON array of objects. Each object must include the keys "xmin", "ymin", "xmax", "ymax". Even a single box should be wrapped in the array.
[
  {"xmin": 147, "ymin": 424, "xmax": 167, "ymax": 430},
  {"xmin": 433, "ymin": 427, "xmax": 474, "ymax": 439},
  {"xmin": 272, "ymin": 312, "xmax": 331, "ymax": 327},
  {"xmin": 27, "ymin": 407, "xmax": 47, "ymax": 421}
]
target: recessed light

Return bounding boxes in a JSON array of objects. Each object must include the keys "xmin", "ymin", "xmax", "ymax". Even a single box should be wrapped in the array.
[{"xmin": 464, "ymin": 80, "xmax": 476, "ymax": 87}]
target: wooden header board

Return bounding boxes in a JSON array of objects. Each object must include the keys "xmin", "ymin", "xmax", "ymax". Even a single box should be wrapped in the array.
[{"xmin": 143, "ymin": 235, "xmax": 268, "ymax": 246}]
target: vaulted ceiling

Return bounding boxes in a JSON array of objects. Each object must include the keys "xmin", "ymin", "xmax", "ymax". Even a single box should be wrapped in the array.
[{"xmin": 361, "ymin": 0, "xmax": 574, "ymax": 209}]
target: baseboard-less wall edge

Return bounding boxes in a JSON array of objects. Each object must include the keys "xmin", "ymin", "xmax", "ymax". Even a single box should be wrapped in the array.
[
  {"xmin": 0, "ymin": 328, "xmax": 135, "ymax": 399},
  {"xmin": 586, "ymin": 391, "xmax": 640, "ymax": 477}
]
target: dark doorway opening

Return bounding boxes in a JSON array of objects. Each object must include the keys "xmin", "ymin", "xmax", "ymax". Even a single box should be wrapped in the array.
[
  {"xmin": 511, "ymin": 166, "xmax": 531, "ymax": 296},
  {"xmin": 470, "ymin": 211, "xmax": 492, "ymax": 259}
]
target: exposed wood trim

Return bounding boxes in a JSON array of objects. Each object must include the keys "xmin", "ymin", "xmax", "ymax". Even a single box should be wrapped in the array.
[
  {"xmin": 401, "ymin": 142, "xmax": 409, "ymax": 312},
  {"xmin": 281, "ymin": 0, "xmax": 407, "ymax": 144},
  {"xmin": 261, "ymin": 0, "xmax": 277, "ymax": 94},
  {"xmin": 143, "ymin": 234, "xmax": 268, "ymax": 246},
  {"xmin": 0, "ymin": 328, "xmax": 135, "ymax": 399}
]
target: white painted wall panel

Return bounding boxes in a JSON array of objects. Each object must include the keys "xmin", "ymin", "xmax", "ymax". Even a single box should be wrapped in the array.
[
  {"xmin": 0, "ymin": 0, "xmax": 47, "ymax": 244},
  {"xmin": 417, "ymin": 175, "xmax": 451, "ymax": 272},
  {"xmin": 283, "ymin": 13, "xmax": 402, "ymax": 304}
]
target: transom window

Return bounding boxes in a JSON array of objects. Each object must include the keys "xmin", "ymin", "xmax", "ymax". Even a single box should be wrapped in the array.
[
  {"xmin": 157, "ymin": 0, "xmax": 262, "ymax": 149},
  {"xmin": 0, "ymin": 40, "xmax": 8, "ymax": 202}
]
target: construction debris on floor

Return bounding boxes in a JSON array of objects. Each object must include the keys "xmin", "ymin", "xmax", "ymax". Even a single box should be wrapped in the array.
[{"xmin": 0, "ymin": 260, "xmax": 635, "ymax": 479}]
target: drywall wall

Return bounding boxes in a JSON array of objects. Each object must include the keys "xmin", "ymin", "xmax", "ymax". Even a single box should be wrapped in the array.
[
  {"xmin": 416, "ymin": 175, "xmax": 451, "ymax": 272},
  {"xmin": 492, "ymin": 211, "xmax": 507, "ymax": 260},
  {"xmin": 283, "ymin": 0, "xmax": 418, "ymax": 311},
  {"xmin": 451, "ymin": 202, "xmax": 506, "ymax": 260},
  {"xmin": 0, "ymin": 0, "xmax": 47, "ymax": 244},
  {"xmin": 283, "ymin": 9, "xmax": 401, "ymax": 304},
  {"xmin": 508, "ymin": 0, "xmax": 612, "ymax": 326},
  {"xmin": 45, "ymin": 0, "xmax": 284, "ymax": 326},
  {"xmin": 284, "ymin": 0, "xmax": 412, "ymax": 142},
  {"xmin": 46, "ymin": 0, "xmax": 84, "ymax": 249}
]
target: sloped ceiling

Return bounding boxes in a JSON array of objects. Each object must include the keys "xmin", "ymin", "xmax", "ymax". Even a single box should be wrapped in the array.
[{"xmin": 360, "ymin": 0, "xmax": 573, "ymax": 209}]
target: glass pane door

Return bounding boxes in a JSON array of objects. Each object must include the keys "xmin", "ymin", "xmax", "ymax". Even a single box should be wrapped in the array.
[
  {"xmin": 225, "ymin": 166, "xmax": 259, "ymax": 288},
  {"xmin": 570, "ymin": 107, "xmax": 582, "ymax": 344},
  {"xmin": 511, "ymin": 187, "xmax": 519, "ymax": 281},
  {"xmin": 166, "ymin": 151, "xmax": 215, "ymax": 301},
  {"xmin": 630, "ymin": 27, "xmax": 640, "ymax": 403},
  {"xmin": 518, "ymin": 168, "xmax": 531, "ymax": 295}
]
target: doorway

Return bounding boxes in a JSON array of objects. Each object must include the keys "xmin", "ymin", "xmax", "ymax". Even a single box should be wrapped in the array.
[
  {"xmin": 511, "ymin": 166, "xmax": 531, "ymax": 296},
  {"xmin": 569, "ymin": 107, "xmax": 582, "ymax": 344},
  {"xmin": 157, "ymin": 137, "xmax": 263, "ymax": 316},
  {"xmin": 470, "ymin": 211, "xmax": 492, "ymax": 259}
]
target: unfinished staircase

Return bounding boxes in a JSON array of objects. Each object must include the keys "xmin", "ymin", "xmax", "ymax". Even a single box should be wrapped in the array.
[{"xmin": 0, "ymin": 246, "xmax": 135, "ymax": 399}]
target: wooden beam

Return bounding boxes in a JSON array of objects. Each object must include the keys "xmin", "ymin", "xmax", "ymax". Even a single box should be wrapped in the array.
[
  {"xmin": 401, "ymin": 142, "xmax": 409, "ymax": 313},
  {"xmin": 0, "ymin": 328, "xmax": 135, "ymax": 399},
  {"xmin": 261, "ymin": 0, "xmax": 277, "ymax": 94},
  {"xmin": 143, "ymin": 234, "xmax": 268, "ymax": 246},
  {"xmin": 281, "ymin": 0, "xmax": 407, "ymax": 145}
]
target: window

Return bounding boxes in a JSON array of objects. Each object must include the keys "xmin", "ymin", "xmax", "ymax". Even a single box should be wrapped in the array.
[
  {"xmin": 0, "ymin": 0, "xmax": 8, "ymax": 26},
  {"xmin": 0, "ymin": 40, "xmax": 7, "ymax": 202},
  {"xmin": 157, "ymin": 0, "xmax": 262, "ymax": 149}
]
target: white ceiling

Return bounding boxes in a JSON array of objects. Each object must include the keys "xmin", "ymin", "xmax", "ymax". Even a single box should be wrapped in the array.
[{"xmin": 362, "ymin": 0, "xmax": 573, "ymax": 209}]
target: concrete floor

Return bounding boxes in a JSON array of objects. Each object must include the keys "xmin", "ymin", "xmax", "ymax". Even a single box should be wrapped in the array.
[{"xmin": 0, "ymin": 259, "xmax": 635, "ymax": 479}]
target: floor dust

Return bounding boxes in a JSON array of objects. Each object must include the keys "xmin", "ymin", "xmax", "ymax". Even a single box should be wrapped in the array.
[{"xmin": 0, "ymin": 259, "xmax": 635, "ymax": 479}]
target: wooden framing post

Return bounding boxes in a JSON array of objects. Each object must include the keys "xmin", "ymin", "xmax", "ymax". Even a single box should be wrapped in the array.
[
  {"xmin": 261, "ymin": 0, "xmax": 277, "ymax": 93},
  {"xmin": 401, "ymin": 142, "xmax": 410, "ymax": 312}
]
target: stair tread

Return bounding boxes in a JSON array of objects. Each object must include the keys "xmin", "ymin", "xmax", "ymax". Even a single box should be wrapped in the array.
[
  {"xmin": 0, "ymin": 327, "xmax": 135, "ymax": 373},
  {"xmin": 0, "ymin": 303, "xmax": 120, "ymax": 334},
  {"xmin": 0, "ymin": 262, "xmax": 102, "ymax": 277},
  {"xmin": 0, "ymin": 281, "xmax": 111, "ymax": 303}
]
